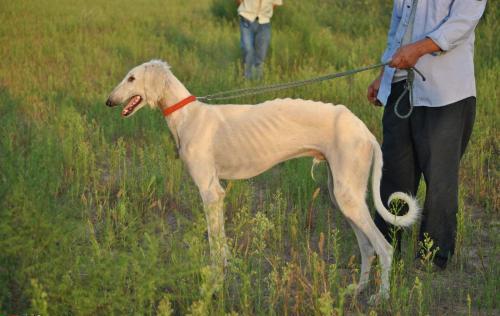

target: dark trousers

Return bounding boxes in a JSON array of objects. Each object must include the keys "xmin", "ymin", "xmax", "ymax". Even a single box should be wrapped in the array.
[{"xmin": 374, "ymin": 81, "xmax": 476, "ymax": 268}]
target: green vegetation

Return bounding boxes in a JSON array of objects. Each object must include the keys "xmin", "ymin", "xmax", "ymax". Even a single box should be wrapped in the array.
[{"xmin": 1, "ymin": 0, "xmax": 498, "ymax": 314}]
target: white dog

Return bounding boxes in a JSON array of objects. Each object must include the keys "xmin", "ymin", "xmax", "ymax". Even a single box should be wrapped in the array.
[{"xmin": 106, "ymin": 60, "xmax": 420, "ymax": 301}]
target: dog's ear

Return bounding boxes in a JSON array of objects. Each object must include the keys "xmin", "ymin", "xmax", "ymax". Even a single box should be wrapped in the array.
[{"xmin": 143, "ymin": 64, "xmax": 168, "ymax": 108}]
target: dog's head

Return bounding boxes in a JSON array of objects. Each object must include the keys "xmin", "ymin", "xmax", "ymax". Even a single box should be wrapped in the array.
[{"xmin": 105, "ymin": 60, "xmax": 171, "ymax": 117}]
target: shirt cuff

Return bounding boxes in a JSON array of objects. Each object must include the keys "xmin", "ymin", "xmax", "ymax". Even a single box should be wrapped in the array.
[
  {"xmin": 427, "ymin": 32, "xmax": 450, "ymax": 52},
  {"xmin": 381, "ymin": 49, "xmax": 392, "ymax": 63},
  {"xmin": 425, "ymin": 35, "xmax": 446, "ymax": 56}
]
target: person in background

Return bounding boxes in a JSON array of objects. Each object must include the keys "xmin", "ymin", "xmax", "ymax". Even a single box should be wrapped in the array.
[
  {"xmin": 367, "ymin": 0, "xmax": 487, "ymax": 269},
  {"xmin": 237, "ymin": 0, "xmax": 282, "ymax": 80}
]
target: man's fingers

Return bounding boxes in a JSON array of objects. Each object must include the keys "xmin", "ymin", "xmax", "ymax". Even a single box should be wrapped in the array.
[
  {"xmin": 390, "ymin": 56, "xmax": 401, "ymax": 68},
  {"xmin": 367, "ymin": 86, "xmax": 380, "ymax": 106},
  {"xmin": 367, "ymin": 87, "xmax": 373, "ymax": 101},
  {"xmin": 367, "ymin": 75, "xmax": 382, "ymax": 106},
  {"xmin": 367, "ymin": 87, "xmax": 376, "ymax": 102},
  {"xmin": 390, "ymin": 50, "xmax": 417, "ymax": 69}
]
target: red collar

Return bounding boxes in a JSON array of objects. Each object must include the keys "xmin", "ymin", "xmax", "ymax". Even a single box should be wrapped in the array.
[{"xmin": 162, "ymin": 95, "xmax": 197, "ymax": 117}]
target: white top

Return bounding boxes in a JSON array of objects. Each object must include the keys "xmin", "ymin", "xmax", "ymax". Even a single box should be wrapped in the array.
[{"xmin": 238, "ymin": 0, "xmax": 283, "ymax": 24}]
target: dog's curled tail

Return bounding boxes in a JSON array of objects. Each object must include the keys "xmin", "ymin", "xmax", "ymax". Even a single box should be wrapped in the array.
[{"xmin": 370, "ymin": 139, "xmax": 421, "ymax": 227}]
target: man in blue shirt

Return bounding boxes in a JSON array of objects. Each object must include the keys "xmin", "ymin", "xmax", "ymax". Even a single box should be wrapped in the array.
[{"xmin": 367, "ymin": 0, "xmax": 487, "ymax": 269}]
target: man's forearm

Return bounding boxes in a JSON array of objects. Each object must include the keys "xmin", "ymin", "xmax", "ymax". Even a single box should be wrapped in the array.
[
  {"xmin": 413, "ymin": 38, "xmax": 442, "ymax": 56},
  {"xmin": 389, "ymin": 38, "xmax": 441, "ymax": 69}
]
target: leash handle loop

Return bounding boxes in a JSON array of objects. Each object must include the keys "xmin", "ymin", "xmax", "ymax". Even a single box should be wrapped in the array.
[{"xmin": 394, "ymin": 66, "xmax": 424, "ymax": 119}]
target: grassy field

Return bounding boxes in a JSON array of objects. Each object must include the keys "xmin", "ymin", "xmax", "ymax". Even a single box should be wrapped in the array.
[{"xmin": 0, "ymin": 0, "xmax": 498, "ymax": 314}]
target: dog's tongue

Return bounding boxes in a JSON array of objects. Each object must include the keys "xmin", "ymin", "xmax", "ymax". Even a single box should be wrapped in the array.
[
  {"xmin": 121, "ymin": 105, "xmax": 133, "ymax": 116},
  {"xmin": 122, "ymin": 96, "xmax": 141, "ymax": 116}
]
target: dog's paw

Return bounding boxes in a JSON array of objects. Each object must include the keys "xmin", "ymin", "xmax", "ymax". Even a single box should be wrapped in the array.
[
  {"xmin": 345, "ymin": 283, "xmax": 358, "ymax": 296},
  {"xmin": 346, "ymin": 282, "xmax": 369, "ymax": 297},
  {"xmin": 368, "ymin": 291, "xmax": 389, "ymax": 306}
]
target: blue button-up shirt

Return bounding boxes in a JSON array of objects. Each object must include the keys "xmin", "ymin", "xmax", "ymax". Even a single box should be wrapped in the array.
[{"xmin": 378, "ymin": 0, "xmax": 487, "ymax": 107}]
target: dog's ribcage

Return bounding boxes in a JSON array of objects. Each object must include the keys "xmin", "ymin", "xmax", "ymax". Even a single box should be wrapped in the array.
[{"xmin": 206, "ymin": 99, "xmax": 343, "ymax": 179}]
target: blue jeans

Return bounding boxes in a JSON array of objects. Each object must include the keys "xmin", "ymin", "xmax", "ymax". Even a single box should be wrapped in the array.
[{"xmin": 239, "ymin": 16, "xmax": 271, "ymax": 79}]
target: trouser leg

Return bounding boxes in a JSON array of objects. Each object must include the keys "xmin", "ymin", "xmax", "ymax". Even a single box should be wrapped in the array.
[
  {"xmin": 254, "ymin": 22, "xmax": 271, "ymax": 79},
  {"xmin": 239, "ymin": 16, "xmax": 255, "ymax": 79},
  {"xmin": 412, "ymin": 97, "xmax": 476, "ymax": 268},
  {"xmin": 375, "ymin": 81, "xmax": 421, "ymax": 254}
]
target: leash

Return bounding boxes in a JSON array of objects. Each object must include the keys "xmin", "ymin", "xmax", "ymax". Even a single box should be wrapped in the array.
[
  {"xmin": 393, "ymin": 67, "xmax": 426, "ymax": 119},
  {"xmin": 165, "ymin": 62, "xmax": 426, "ymax": 118},
  {"xmin": 197, "ymin": 62, "xmax": 391, "ymax": 102}
]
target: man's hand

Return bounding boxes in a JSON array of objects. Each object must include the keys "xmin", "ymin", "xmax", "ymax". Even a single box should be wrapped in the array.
[
  {"xmin": 367, "ymin": 73, "xmax": 383, "ymax": 106},
  {"xmin": 390, "ymin": 38, "xmax": 441, "ymax": 69}
]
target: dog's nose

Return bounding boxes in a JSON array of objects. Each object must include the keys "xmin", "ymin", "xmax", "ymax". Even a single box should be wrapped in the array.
[{"xmin": 106, "ymin": 98, "xmax": 113, "ymax": 107}]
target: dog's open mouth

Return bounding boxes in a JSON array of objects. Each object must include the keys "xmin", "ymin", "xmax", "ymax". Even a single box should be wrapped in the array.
[{"xmin": 122, "ymin": 95, "xmax": 142, "ymax": 117}]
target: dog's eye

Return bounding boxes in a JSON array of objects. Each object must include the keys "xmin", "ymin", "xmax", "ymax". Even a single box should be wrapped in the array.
[{"xmin": 127, "ymin": 76, "xmax": 135, "ymax": 82}]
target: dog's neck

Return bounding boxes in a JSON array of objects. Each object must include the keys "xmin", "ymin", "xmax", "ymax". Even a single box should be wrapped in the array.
[{"xmin": 156, "ymin": 71, "xmax": 198, "ymax": 151}]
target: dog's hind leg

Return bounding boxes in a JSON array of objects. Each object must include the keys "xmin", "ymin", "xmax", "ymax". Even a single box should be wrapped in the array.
[
  {"xmin": 327, "ymin": 165, "xmax": 375, "ymax": 294},
  {"xmin": 348, "ymin": 220, "xmax": 376, "ymax": 294},
  {"xmin": 333, "ymin": 183, "xmax": 393, "ymax": 302},
  {"xmin": 326, "ymin": 164, "xmax": 340, "ymax": 210},
  {"xmin": 327, "ymin": 137, "xmax": 393, "ymax": 302},
  {"xmin": 352, "ymin": 209, "xmax": 393, "ymax": 304}
]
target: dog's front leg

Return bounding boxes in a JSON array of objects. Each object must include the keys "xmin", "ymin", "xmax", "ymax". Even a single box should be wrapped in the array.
[
  {"xmin": 203, "ymin": 195, "xmax": 229, "ymax": 269},
  {"xmin": 188, "ymin": 163, "xmax": 229, "ymax": 270}
]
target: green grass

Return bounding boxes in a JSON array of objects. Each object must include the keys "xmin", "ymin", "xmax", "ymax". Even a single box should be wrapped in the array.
[{"xmin": 0, "ymin": 0, "xmax": 498, "ymax": 314}]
